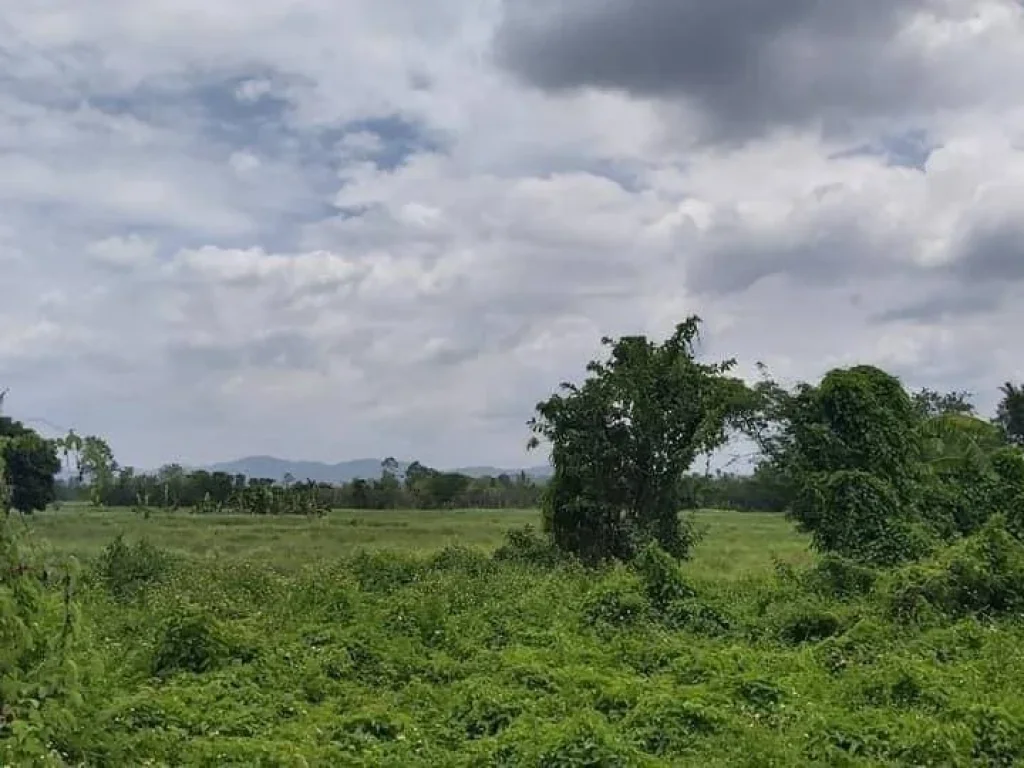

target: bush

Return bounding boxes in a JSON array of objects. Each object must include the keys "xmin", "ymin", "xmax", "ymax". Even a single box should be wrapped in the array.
[
  {"xmin": 888, "ymin": 516, "xmax": 1024, "ymax": 622},
  {"xmin": 661, "ymin": 596, "xmax": 733, "ymax": 636},
  {"xmin": 493, "ymin": 525, "xmax": 564, "ymax": 568},
  {"xmin": 447, "ymin": 678, "xmax": 526, "ymax": 741},
  {"xmin": 816, "ymin": 618, "xmax": 892, "ymax": 674},
  {"xmin": 992, "ymin": 447, "xmax": 1024, "ymax": 489},
  {"xmin": 795, "ymin": 471, "xmax": 934, "ymax": 566},
  {"xmin": 775, "ymin": 603, "xmax": 843, "ymax": 645},
  {"xmin": 916, "ymin": 473, "xmax": 981, "ymax": 540},
  {"xmin": 332, "ymin": 706, "xmax": 407, "ymax": 745},
  {"xmin": 348, "ymin": 550, "xmax": 422, "ymax": 594},
  {"xmin": 849, "ymin": 658, "xmax": 948, "ymax": 711},
  {"xmin": 801, "ymin": 555, "xmax": 878, "ymax": 600},
  {"xmin": 95, "ymin": 535, "xmax": 170, "ymax": 601},
  {"xmin": 916, "ymin": 447, "xmax": 1024, "ymax": 541},
  {"xmin": 581, "ymin": 568, "xmax": 648, "ymax": 629},
  {"xmin": 429, "ymin": 545, "xmax": 492, "ymax": 576},
  {"xmin": 624, "ymin": 694, "xmax": 723, "ymax": 756},
  {"xmin": 152, "ymin": 611, "xmax": 236, "ymax": 676},
  {"xmin": 992, "ymin": 448, "xmax": 1024, "ymax": 539},
  {"xmin": 0, "ymin": 520, "xmax": 81, "ymax": 764},
  {"xmin": 631, "ymin": 543, "xmax": 695, "ymax": 611},
  {"xmin": 521, "ymin": 712, "xmax": 641, "ymax": 767},
  {"xmin": 968, "ymin": 706, "xmax": 1024, "ymax": 767}
]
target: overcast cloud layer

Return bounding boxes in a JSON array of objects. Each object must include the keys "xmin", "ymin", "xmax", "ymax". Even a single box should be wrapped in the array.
[{"xmin": 1, "ymin": 0, "xmax": 1023, "ymax": 470}]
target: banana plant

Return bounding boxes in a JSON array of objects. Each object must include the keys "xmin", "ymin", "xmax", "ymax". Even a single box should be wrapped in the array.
[{"xmin": 918, "ymin": 412, "xmax": 1005, "ymax": 475}]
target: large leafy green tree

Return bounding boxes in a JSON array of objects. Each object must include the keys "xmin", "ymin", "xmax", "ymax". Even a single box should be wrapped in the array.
[
  {"xmin": 996, "ymin": 381, "xmax": 1024, "ymax": 447},
  {"xmin": 528, "ymin": 316, "xmax": 747, "ymax": 565},
  {"xmin": 57, "ymin": 430, "xmax": 117, "ymax": 507},
  {"xmin": 918, "ymin": 406, "xmax": 1024, "ymax": 539},
  {"xmin": 750, "ymin": 365, "xmax": 929, "ymax": 565},
  {"xmin": 0, "ymin": 404, "xmax": 61, "ymax": 515}
]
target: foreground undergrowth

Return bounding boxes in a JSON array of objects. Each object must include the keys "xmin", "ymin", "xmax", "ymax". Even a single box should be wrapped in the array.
[{"xmin": 6, "ymin": 521, "xmax": 1024, "ymax": 767}]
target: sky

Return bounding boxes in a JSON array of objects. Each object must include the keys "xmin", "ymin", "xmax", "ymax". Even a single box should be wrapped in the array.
[{"xmin": 1, "ymin": 0, "xmax": 1023, "ymax": 471}]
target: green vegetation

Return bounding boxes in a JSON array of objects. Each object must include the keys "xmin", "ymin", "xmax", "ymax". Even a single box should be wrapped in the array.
[
  {"xmin": 529, "ymin": 316, "xmax": 747, "ymax": 564},
  {"xmin": 2, "ymin": 317, "xmax": 1024, "ymax": 765},
  {"xmin": 997, "ymin": 381, "xmax": 1024, "ymax": 447},
  {"xmin": 5, "ymin": 510, "xmax": 1024, "ymax": 766},
  {"xmin": 1, "ymin": 392, "xmax": 61, "ymax": 514},
  {"xmin": 55, "ymin": 459, "xmax": 545, "ymax": 513},
  {"xmin": 24, "ymin": 507, "xmax": 809, "ymax": 577}
]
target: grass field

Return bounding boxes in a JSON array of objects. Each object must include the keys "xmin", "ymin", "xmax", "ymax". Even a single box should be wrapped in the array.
[
  {"xmin": 8, "ymin": 507, "xmax": 1024, "ymax": 766},
  {"xmin": 27, "ymin": 507, "xmax": 811, "ymax": 579}
]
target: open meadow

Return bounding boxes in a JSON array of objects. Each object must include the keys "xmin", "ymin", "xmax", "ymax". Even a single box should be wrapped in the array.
[
  {"xmin": 27, "ymin": 507, "xmax": 811, "ymax": 579},
  {"xmin": 7, "ymin": 506, "xmax": 1024, "ymax": 766}
]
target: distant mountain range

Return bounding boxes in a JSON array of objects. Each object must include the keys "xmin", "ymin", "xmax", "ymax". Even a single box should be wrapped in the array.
[{"xmin": 203, "ymin": 456, "xmax": 553, "ymax": 484}]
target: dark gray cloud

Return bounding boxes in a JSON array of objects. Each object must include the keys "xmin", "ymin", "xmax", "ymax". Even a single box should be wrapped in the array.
[
  {"xmin": 166, "ymin": 331, "xmax": 328, "ymax": 374},
  {"xmin": 495, "ymin": 0, "xmax": 938, "ymax": 140},
  {"xmin": 870, "ymin": 216, "xmax": 1024, "ymax": 323},
  {"xmin": 686, "ymin": 209, "xmax": 904, "ymax": 296},
  {"xmin": 951, "ymin": 219, "xmax": 1024, "ymax": 283},
  {"xmin": 872, "ymin": 284, "xmax": 1001, "ymax": 324}
]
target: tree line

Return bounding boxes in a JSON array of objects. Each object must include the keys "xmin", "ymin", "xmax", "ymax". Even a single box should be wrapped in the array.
[
  {"xmin": 49, "ymin": 459, "xmax": 544, "ymax": 513},
  {"xmin": 2, "ymin": 320, "xmax": 1023, "ymax": 552}
]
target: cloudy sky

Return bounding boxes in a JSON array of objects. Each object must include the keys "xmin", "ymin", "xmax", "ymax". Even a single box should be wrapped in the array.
[{"xmin": 2, "ymin": 0, "xmax": 1023, "ymax": 470}]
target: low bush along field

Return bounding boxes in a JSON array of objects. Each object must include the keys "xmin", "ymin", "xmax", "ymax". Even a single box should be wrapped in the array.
[{"xmin": 10, "ymin": 508, "xmax": 1024, "ymax": 766}]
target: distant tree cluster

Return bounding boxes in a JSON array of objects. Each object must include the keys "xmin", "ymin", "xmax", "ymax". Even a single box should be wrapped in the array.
[
  {"xmin": 679, "ymin": 466, "xmax": 790, "ymax": 513},
  {"xmin": 53, "ymin": 460, "xmax": 544, "ymax": 513}
]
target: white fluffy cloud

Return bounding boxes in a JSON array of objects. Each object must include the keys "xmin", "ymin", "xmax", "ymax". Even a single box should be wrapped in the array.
[{"xmin": 1, "ymin": 0, "xmax": 1022, "ymax": 469}]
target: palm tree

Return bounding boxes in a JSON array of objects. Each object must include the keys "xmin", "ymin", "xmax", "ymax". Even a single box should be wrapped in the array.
[
  {"xmin": 996, "ymin": 382, "xmax": 1024, "ymax": 447},
  {"xmin": 919, "ymin": 412, "xmax": 1005, "ymax": 474}
]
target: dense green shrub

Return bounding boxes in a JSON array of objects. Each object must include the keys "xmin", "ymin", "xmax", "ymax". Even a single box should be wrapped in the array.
[
  {"xmin": 446, "ymin": 678, "xmax": 526, "ymax": 741},
  {"xmin": 888, "ymin": 517, "xmax": 1024, "ymax": 622},
  {"xmin": 0, "ymin": 520, "xmax": 82, "ymax": 765},
  {"xmin": 917, "ymin": 445, "xmax": 1024, "ymax": 540},
  {"xmin": 581, "ymin": 568, "xmax": 649, "ymax": 629},
  {"xmin": 349, "ymin": 550, "xmax": 422, "ymax": 594},
  {"xmin": 624, "ymin": 693, "xmax": 723, "ymax": 756},
  {"xmin": 968, "ymin": 705, "xmax": 1024, "ymax": 767},
  {"xmin": 800, "ymin": 555, "xmax": 878, "ymax": 600},
  {"xmin": 428, "ymin": 544, "xmax": 493, "ymax": 576},
  {"xmin": 776, "ymin": 604, "xmax": 844, "ymax": 645},
  {"xmin": 13, "ymin": 505, "xmax": 1024, "ymax": 765},
  {"xmin": 520, "ymin": 712, "xmax": 643, "ymax": 767},
  {"xmin": 794, "ymin": 470, "xmax": 935, "ymax": 566},
  {"xmin": 631, "ymin": 542, "xmax": 695, "ymax": 610},
  {"xmin": 95, "ymin": 534, "xmax": 171, "ymax": 601},
  {"xmin": 816, "ymin": 617, "xmax": 893, "ymax": 675},
  {"xmin": 992, "ymin": 448, "xmax": 1024, "ymax": 538},
  {"xmin": 151, "ymin": 610, "xmax": 237, "ymax": 676},
  {"xmin": 492, "ymin": 524, "xmax": 565, "ymax": 568}
]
